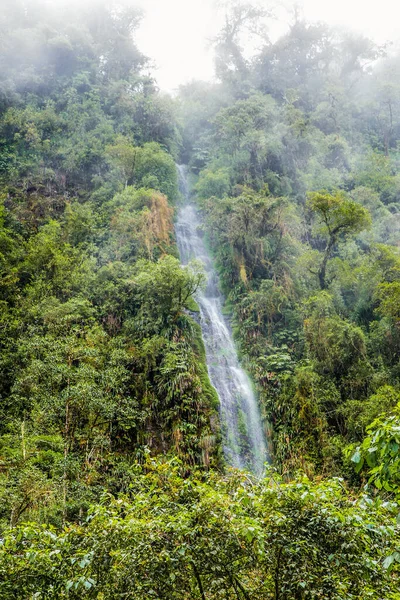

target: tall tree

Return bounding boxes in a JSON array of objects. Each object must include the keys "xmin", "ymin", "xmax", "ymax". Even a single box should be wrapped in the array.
[{"xmin": 307, "ymin": 190, "xmax": 371, "ymax": 289}]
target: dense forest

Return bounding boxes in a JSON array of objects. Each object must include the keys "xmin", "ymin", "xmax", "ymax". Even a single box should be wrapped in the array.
[{"xmin": 0, "ymin": 0, "xmax": 399, "ymax": 597}]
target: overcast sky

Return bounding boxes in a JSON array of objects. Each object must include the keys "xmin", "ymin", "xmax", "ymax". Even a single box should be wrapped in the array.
[{"xmin": 135, "ymin": 0, "xmax": 400, "ymax": 92}]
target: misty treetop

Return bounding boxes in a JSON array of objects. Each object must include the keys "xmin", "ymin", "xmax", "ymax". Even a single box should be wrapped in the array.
[{"xmin": 0, "ymin": 0, "xmax": 400, "ymax": 596}]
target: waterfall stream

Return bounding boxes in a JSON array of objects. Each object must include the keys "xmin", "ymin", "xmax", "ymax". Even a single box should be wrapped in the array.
[{"xmin": 175, "ymin": 165, "xmax": 268, "ymax": 475}]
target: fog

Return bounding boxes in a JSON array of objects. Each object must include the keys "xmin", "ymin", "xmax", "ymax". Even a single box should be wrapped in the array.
[
  {"xmin": 3, "ymin": 0, "xmax": 399, "ymax": 91},
  {"xmin": 135, "ymin": 0, "xmax": 400, "ymax": 91}
]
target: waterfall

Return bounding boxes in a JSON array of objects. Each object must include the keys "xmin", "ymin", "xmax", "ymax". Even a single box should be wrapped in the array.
[{"xmin": 175, "ymin": 165, "xmax": 268, "ymax": 475}]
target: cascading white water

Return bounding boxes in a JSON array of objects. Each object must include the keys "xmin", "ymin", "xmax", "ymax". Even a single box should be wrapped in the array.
[{"xmin": 175, "ymin": 165, "xmax": 268, "ymax": 475}]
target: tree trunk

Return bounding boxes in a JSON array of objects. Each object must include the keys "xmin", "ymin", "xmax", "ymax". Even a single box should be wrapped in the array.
[
  {"xmin": 318, "ymin": 235, "xmax": 335, "ymax": 290},
  {"xmin": 191, "ymin": 562, "xmax": 206, "ymax": 600},
  {"xmin": 274, "ymin": 547, "xmax": 283, "ymax": 600}
]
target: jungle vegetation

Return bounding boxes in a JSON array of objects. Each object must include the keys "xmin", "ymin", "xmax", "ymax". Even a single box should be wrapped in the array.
[{"xmin": 0, "ymin": 0, "xmax": 399, "ymax": 597}]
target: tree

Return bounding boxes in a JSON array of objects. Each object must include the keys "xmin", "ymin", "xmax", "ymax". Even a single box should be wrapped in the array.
[
  {"xmin": 213, "ymin": 1, "xmax": 270, "ymax": 88},
  {"xmin": 106, "ymin": 136, "xmax": 138, "ymax": 187},
  {"xmin": 375, "ymin": 281, "xmax": 400, "ymax": 326},
  {"xmin": 195, "ymin": 168, "xmax": 230, "ymax": 199},
  {"xmin": 132, "ymin": 255, "xmax": 205, "ymax": 334},
  {"xmin": 303, "ymin": 292, "xmax": 367, "ymax": 378},
  {"xmin": 307, "ymin": 190, "xmax": 371, "ymax": 289},
  {"xmin": 132, "ymin": 142, "xmax": 178, "ymax": 201}
]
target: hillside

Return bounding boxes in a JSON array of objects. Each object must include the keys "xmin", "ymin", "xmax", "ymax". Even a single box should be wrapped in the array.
[{"xmin": 0, "ymin": 1, "xmax": 399, "ymax": 597}]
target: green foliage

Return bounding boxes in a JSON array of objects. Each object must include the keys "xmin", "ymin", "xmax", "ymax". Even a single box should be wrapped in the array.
[
  {"xmin": 307, "ymin": 190, "xmax": 371, "ymax": 289},
  {"xmin": 132, "ymin": 142, "xmax": 179, "ymax": 201},
  {"xmin": 340, "ymin": 386, "xmax": 400, "ymax": 441},
  {"xmin": 304, "ymin": 293, "xmax": 366, "ymax": 377},
  {"xmin": 375, "ymin": 282, "xmax": 400, "ymax": 323},
  {"xmin": 0, "ymin": 461, "xmax": 398, "ymax": 599},
  {"xmin": 352, "ymin": 402, "xmax": 400, "ymax": 493},
  {"xmin": 132, "ymin": 255, "xmax": 205, "ymax": 333},
  {"xmin": 0, "ymin": 0, "xmax": 220, "ymax": 531},
  {"xmin": 195, "ymin": 167, "xmax": 231, "ymax": 199},
  {"xmin": 106, "ymin": 136, "xmax": 138, "ymax": 186},
  {"xmin": 2, "ymin": 2, "xmax": 400, "ymax": 596},
  {"xmin": 177, "ymin": 15, "xmax": 400, "ymax": 481},
  {"xmin": 307, "ymin": 190, "xmax": 372, "ymax": 239}
]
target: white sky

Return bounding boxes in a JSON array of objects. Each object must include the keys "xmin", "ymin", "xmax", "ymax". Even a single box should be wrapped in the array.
[{"xmin": 135, "ymin": 0, "xmax": 400, "ymax": 92}]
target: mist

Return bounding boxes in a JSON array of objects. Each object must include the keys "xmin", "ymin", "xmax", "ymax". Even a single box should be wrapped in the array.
[
  {"xmin": 134, "ymin": 0, "xmax": 400, "ymax": 90},
  {"xmin": 1, "ymin": 1, "xmax": 400, "ymax": 596}
]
